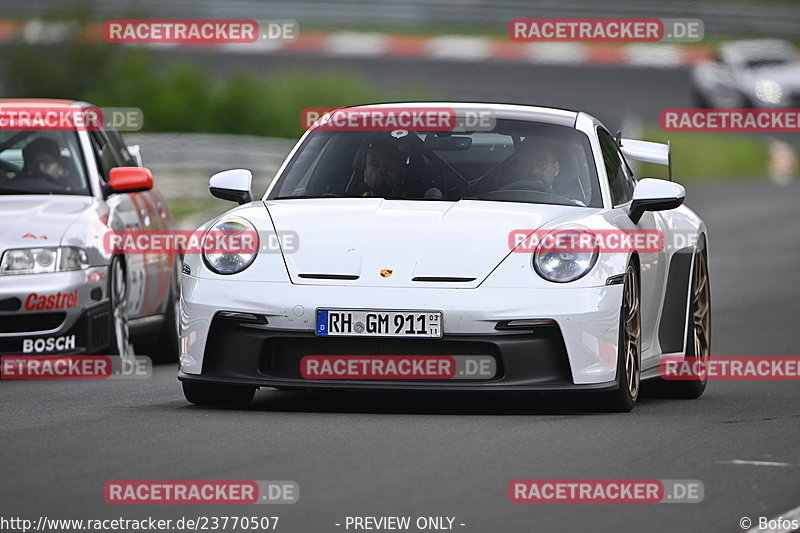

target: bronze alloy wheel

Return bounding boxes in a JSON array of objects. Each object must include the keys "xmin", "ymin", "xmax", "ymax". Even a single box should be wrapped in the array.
[
  {"xmin": 597, "ymin": 262, "xmax": 641, "ymax": 412},
  {"xmin": 622, "ymin": 263, "xmax": 642, "ymax": 399},
  {"xmin": 691, "ymin": 247, "xmax": 711, "ymax": 383}
]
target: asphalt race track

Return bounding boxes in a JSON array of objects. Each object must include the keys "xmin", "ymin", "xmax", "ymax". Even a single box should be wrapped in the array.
[{"xmin": 2, "ymin": 179, "xmax": 799, "ymax": 533}]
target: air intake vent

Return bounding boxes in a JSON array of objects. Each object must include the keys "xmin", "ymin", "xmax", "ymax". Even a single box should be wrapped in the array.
[
  {"xmin": 0, "ymin": 313, "xmax": 66, "ymax": 333},
  {"xmin": 91, "ymin": 311, "xmax": 110, "ymax": 348},
  {"xmin": 412, "ymin": 277, "xmax": 476, "ymax": 282},
  {"xmin": 0, "ymin": 297, "xmax": 22, "ymax": 311},
  {"xmin": 298, "ymin": 274, "xmax": 359, "ymax": 280}
]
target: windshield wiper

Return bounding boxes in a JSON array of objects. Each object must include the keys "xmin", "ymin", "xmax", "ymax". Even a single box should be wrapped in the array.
[
  {"xmin": 272, "ymin": 195, "xmax": 327, "ymax": 200},
  {"xmin": 272, "ymin": 193, "xmax": 345, "ymax": 199}
]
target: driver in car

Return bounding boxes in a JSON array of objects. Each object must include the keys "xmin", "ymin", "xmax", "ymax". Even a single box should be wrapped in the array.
[
  {"xmin": 512, "ymin": 138, "xmax": 561, "ymax": 191},
  {"xmin": 21, "ymin": 138, "xmax": 77, "ymax": 190},
  {"xmin": 361, "ymin": 139, "xmax": 408, "ymax": 198}
]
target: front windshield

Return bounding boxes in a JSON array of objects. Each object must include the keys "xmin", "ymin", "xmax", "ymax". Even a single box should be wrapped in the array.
[
  {"xmin": 268, "ymin": 119, "xmax": 602, "ymax": 207},
  {"xmin": 0, "ymin": 130, "xmax": 90, "ymax": 196}
]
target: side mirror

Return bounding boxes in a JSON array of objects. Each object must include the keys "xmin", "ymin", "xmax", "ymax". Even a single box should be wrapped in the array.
[
  {"xmin": 108, "ymin": 167, "xmax": 153, "ymax": 194},
  {"xmin": 629, "ymin": 178, "xmax": 685, "ymax": 224},
  {"xmin": 209, "ymin": 169, "xmax": 253, "ymax": 204}
]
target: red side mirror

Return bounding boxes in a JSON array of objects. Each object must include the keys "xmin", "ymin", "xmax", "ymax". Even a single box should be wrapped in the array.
[{"xmin": 108, "ymin": 167, "xmax": 153, "ymax": 193}]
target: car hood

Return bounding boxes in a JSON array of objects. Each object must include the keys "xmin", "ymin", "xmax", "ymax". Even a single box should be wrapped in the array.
[
  {"xmin": 0, "ymin": 195, "xmax": 94, "ymax": 251},
  {"xmin": 263, "ymin": 198, "xmax": 579, "ymax": 288}
]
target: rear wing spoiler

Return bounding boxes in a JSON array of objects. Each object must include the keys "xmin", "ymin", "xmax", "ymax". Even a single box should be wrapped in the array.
[{"xmin": 620, "ymin": 139, "xmax": 672, "ymax": 181}]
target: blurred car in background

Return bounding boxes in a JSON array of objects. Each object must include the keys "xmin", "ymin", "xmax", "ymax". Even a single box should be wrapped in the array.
[
  {"xmin": 692, "ymin": 39, "xmax": 800, "ymax": 108},
  {"xmin": 0, "ymin": 99, "xmax": 180, "ymax": 362}
]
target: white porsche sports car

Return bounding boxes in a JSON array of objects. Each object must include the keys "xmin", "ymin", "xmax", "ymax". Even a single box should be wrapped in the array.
[{"xmin": 178, "ymin": 103, "xmax": 710, "ymax": 412}]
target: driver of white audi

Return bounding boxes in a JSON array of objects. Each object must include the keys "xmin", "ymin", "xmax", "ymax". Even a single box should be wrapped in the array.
[
  {"xmin": 513, "ymin": 138, "xmax": 561, "ymax": 191},
  {"xmin": 21, "ymin": 137, "xmax": 79, "ymax": 190}
]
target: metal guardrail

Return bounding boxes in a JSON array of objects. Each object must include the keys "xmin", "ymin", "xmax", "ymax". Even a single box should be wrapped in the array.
[
  {"xmin": 124, "ymin": 133, "xmax": 295, "ymax": 228},
  {"xmin": 0, "ymin": 0, "xmax": 797, "ymax": 37},
  {"xmin": 125, "ymin": 133, "xmax": 294, "ymax": 199}
]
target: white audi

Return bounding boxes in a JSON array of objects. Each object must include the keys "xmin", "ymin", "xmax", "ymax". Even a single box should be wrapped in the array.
[{"xmin": 178, "ymin": 103, "xmax": 710, "ymax": 411}]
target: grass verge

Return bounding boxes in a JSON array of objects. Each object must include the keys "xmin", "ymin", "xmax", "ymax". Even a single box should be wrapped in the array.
[{"xmin": 639, "ymin": 126, "xmax": 771, "ymax": 181}]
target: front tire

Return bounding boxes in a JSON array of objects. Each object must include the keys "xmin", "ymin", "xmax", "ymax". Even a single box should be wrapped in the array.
[
  {"xmin": 182, "ymin": 381, "xmax": 256, "ymax": 407},
  {"xmin": 108, "ymin": 257, "xmax": 134, "ymax": 359}
]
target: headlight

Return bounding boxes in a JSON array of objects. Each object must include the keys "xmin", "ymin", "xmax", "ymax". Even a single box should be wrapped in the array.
[
  {"xmin": 202, "ymin": 216, "xmax": 259, "ymax": 275},
  {"xmin": 0, "ymin": 247, "xmax": 89, "ymax": 275},
  {"xmin": 754, "ymin": 79, "xmax": 782, "ymax": 105},
  {"xmin": 533, "ymin": 226, "xmax": 598, "ymax": 283}
]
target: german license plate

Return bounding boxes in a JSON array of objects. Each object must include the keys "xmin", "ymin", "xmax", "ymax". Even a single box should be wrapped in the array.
[{"xmin": 315, "ymin": 309, "xmax": 442, "ymax": 338}]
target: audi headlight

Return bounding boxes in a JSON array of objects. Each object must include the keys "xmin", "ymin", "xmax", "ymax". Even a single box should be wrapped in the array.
[
  {"xmin": 202, "ymin": 216, "xmax": 259, "ymax": 275},
  {"xmin": 0, "ymin": 247, "xmax": 89, "ymax": 275},
  {"xmin": 533, "ymin": 226, "xmax": 599, "ymax": 283}
]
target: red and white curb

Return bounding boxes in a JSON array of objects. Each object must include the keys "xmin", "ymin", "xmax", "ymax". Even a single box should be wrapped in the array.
[
  {"xmin": 0, "ymin": 19, "xmax": 714, "ymax": 68},
  {"xmin": 222, "ymin": 30, "xmax": 714, "ymax": 68}
]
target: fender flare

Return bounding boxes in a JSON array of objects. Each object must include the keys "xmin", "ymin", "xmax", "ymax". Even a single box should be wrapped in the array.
[{"xmin": 658, "ymin": 235, "xmax": 706, "ymax": 353}]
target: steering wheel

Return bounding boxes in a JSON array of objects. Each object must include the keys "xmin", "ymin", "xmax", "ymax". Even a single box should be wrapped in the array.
[
  {"xmin": 26, "ymin": 170, "xmax": 73, "ymax": 191},
  {"xmin": 0, "ymin": 159, "xmax": 20, "ymax": 174},
  {"xmin": 489, "ymin": 180, "xmax": 583, "ymax": 206}
]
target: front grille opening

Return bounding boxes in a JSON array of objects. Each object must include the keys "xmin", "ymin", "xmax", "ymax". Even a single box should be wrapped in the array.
[
  {"xmin": 298, "ymin": 274, "xmax": 359, "ymax": 280},
  {"xmin": 200, "ymin": 317, "xmax": 573, "ymax": 386},
  {"xmin": 0, "ymin": 313, "xmax": 66, "ymax": 333},
  {"xmin": 259, "ymin": 337, "xmax": 500, "ymax": 381},
  {"xmin": 412, "ymin": 277, "xmax": 476, "ymax": 282}
]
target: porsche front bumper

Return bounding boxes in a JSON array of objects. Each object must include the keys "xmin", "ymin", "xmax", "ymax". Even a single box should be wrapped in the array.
[{"xmin": 179, "ymin": 275, "xmax": 624, "ymax": 389}]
